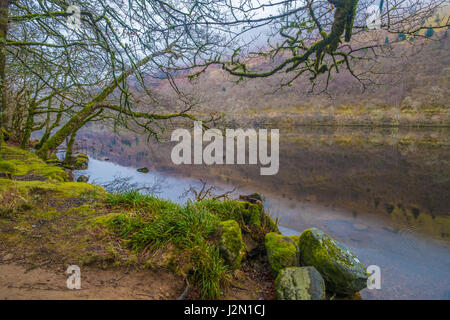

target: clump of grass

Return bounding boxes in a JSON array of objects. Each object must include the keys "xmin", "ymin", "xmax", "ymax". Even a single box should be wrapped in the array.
[
  {"xmin": 106, "ymin": 189, "xmax": 177, "ymax": 213},
  {"xmin": 190, "ymin": 241, "xmax": 230, "ymax": 299},
  {"xmin": 195, "ymin": 199, "xmax": 246, "ymax": 222},
  {"xmin": 104, "ymin": 190, "xmax": 231, "ymax": 299}
]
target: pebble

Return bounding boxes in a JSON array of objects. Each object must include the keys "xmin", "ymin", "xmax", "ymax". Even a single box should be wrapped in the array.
[{"xmin": 353, "ymin": 223, "xmax": 368, "ymax": 231}]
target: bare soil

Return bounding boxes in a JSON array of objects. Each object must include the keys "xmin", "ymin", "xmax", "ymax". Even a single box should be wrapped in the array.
[
  {"xmin": 0, "ymin": 257, "xmax": 272, "ymax": 300},
  {"xmin": 0, "ymin": 259, "xmax": 185, "ymax": 300}
]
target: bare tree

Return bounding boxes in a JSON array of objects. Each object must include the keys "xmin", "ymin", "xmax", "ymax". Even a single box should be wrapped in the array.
[
  {"xmin": 3, "ymin": 0, "xmax": 227, "ymax": 156},
  {"xmin": 1, "ymin": 0, "xmax": 448, "ymax": 156},
  {"xmin": 190, "ymin": 1, "xmax": 449, "ymax": 91}
]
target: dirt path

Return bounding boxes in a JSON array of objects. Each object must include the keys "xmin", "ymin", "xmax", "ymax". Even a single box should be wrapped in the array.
[{"xmin": 0, "ymin": 261, "xmax": 185, "ymax": 300}]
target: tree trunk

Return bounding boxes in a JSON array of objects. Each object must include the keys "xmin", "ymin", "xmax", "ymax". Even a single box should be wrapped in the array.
[
  {"xmin": 35, "ymin": 116, "xmax": 50, "ymax": 149},
  {"xmin": 64, "ymin": 131, "xmax": 77, "ymax": 164},
  {"xmin": 37, "ymin": 103, "xmax": 97, "ymax": 159},
  {"xmin": 35, "ymin": 102, "xmax": 63, "ymax": 150},
  {"xmin": 20, "ymin": 102, "xmax": 36, "ymax": 149},
  {"xmin": 0, "ymin": 0, "xmax": 9, "ymax": 151}
]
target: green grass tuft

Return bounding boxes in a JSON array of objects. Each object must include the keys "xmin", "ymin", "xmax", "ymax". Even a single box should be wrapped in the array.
[{"xmin": 104, "ymin": 191, "xmax": 232, "ymax": 298}]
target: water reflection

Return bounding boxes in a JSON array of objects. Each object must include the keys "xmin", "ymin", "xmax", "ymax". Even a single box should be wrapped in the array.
[{"xmin": 76, "ymin": 153, "xmax": 450, "ymax": 299}]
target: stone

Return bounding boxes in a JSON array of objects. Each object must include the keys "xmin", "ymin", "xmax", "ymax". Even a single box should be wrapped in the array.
[
  {"xmin": 353, "ymin": 223, "xmax": 368, "ymax": 231},
  {"xmin": 275, "ymin": 266, "xmax": 326, "ymax": 300},
  {"xmin": 137, "ymin": 167, "xmax": 149, "ymax": 173},
  {"xmin": 298, "ymin": 228, "xmax": 369, "ymax": 295},
  {"xmin": 239, "ymin": 193, "xmax": 264, "ymax": 204},
  {"xmin": 73, "ymin": 154, "xmax": 89, "ymax": 170},
  {"xmin": 243, "ymin": 233, "xmax": 259, "ymax": 257},
  {"xmin": 265, "ymin": 232, "xmax": 299, "ymax": 276},
  {"xmin": 77, "ymin": 175, "xmax": 89, "ymax": 183},
  {"xmin": 237, "ymin": 201, "xmax": 278, "ymax": 232},
  {"xmin": 215, "ymin": 220, "xmax": 244, "ymax": 270}
]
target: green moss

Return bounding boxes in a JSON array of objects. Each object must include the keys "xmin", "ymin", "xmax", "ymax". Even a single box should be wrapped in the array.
[
  {"xmin": 65, "ymin": 204, "xmax": 96, "ymax": 217},
  {"xmin": 0, "ymin": 179, "xmax": 106, "ymax": 201},
  {"xmin": 237, "ymin": 201, "xmax": 260, "ymax": 227},
  {"xmin": 217, "ymin": 220, "xmax": 244, "ymax": 270},
  {"xmin": 0, "ymin": 145, "xmax": 67, "ymax": 181},
  {"xmin": 91, "ymin": 211, "xmax": 121, "ymax": 226},
  {"xmin": 300, "ymin": 228, "xmax": 353, "ymax": 268},
  {"xmin": 32, "ymin": 206, "xmax": 95, "ymax": 221},
  {"xmin": 247, "ymin": 202, "xmax": 263, "ymax": 227},
  {"xmin": 265, "ymin": 232, "xmax": 299, "ymax": 276},
  {"xmin": 289, "ymin": 235, "xmax": 300, "ymax": 245},
  {"xmin": 0, "ymin": 160, "xmax": 17, "ymax": 173},
  {"xmin": 35, "ymin": 210, "xmax": 61, "ymax": 220},
  {"xmin": 72, "ymin": 154, "xmax": 89, "ymax": 170}
]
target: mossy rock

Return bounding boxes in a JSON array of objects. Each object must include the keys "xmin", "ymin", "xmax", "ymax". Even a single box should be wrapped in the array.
[
  {"xmin": 73, "ymin": 154, "xmax": 89, "ymax": 170},
  {"xmin": 239, "ymin": 193, "xmax": 264, "ymax": 203},
  {"xmin": 265, "ymin": 232, "xmax": 299, "ymax": 276},
  {"xmin": 77, "ymin": 175, "xmax": 89, "ymax": 183},
  {"xmin": 275, "ymin": 266, "xmax": 326, "ymax": 300},
  {"xmin": 194, "ymin": 198, "xmax": 278, "ymax": 235},
  {"xmin": 240, "ymin": 201, "xmax": 263, "ymax": 227},
  {"xmin": 137, "ymin": 167, "xmax": 149, "ymax": 173},
  {"xmin": 298, "ymin": 228, "xmax": 369, "ymax": 295},
  {"xmin": 239, "ymin": 201, "xmax": 278, "ymax": 232},
  {"xmin": 215, "ymin": 220, "xmax": 244, "ymax": 270}
]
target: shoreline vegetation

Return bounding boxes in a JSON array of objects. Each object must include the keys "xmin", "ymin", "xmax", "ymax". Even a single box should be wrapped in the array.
[
  {"xmin": 0, "ymin": 144, "xmax": 368, "ymax": 300},
  {"xmin": 211, "ymin": 105, "xmax": 450, "ymax": 129}
]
